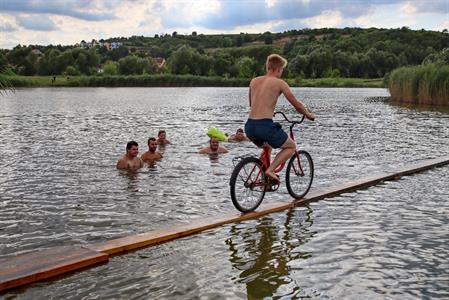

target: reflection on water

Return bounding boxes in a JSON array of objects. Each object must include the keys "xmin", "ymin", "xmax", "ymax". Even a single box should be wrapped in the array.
[
  {"xmin": 227, "ymin": 207, "xmax": 314, "ymax": 299},
  {"xmin": 118, "ymin": 170, "xmax": 140, "ymax": 192},
  {"xmin": 1, "ymin": 87, "xmax": 448, "ymax": 298},
  {"xmin": 389, "ymin": 100, "xmax": 449, "ymax": 114},
  {"xmin": 13, "ymin": 166, "xmax": 448, "ymax": 299}
]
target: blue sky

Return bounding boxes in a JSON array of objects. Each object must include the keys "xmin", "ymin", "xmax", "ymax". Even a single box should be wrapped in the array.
[{"xmin": 0, "ymin": 0, "xmax": 448, "ymax": 49}]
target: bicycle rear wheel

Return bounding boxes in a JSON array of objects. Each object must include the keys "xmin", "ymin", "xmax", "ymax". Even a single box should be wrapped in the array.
[
  {"xmin": 230, "ymin": 157, "xmax": 266, "ymax": 213},
  {"xmin": 285, "ymin": 150, "xmax": 314, "ymax": 199}
]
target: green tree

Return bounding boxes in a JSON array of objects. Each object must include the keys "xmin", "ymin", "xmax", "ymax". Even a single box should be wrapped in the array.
[
  {"xmin": 118, "ymin": 55, "xmax": 140, "ymax": 75},
  {"xmin": 308, "ymin": 48, "xmax": 332, "ymax": 77},
  {"xmin": 75, "ymin": 53, "xmax": 89, "ymax": 74},
  {"xmin": 118, "ymin": 55, "xmax": 153, "ymax": 74},
  {"xmin": 0, "ymin": 67, "xmax": 15, "ymax": 95},
  {"xmin": 235, "ymin": 56, "xmax": 257, "ymax": 78},
  {"xmin": 168, "ymin": 45, "xmax": 197, "ymax": 74},
  {"xmin": 103, "ymin": 60, "xmax": 119, "ymax": 75},
  {"xmin": 65, "ymin": 65, "xmax": 80, "ymax": 75},
  {"xmin": 211, "ymin": 51, "xmax": 234, "ymax": 76},
  {"xmin": 288, "ymin": 54, "xmax": 308, "ymax": 77},
  {"xmin": 422, "ymin": 48, "xmax": 449, "ymax": 65},
  {"xmin": 55, "ymin": 50, "xmax": 75, "ymax": 74},
  {"xmin": 263, "ymin": 32, "xmax": 273, "ymax": 45}
]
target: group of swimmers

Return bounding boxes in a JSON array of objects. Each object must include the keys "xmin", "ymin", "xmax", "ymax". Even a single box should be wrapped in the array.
[
  {"xmin": 117, "ymin": 53, "xmax": 316, "ymax": 182},
  {"xmin": 116, "ymin": 128, "xmax": 249, "ymax": 170},
  {"xmin": 116, "ymin": 130, "xmax": 170, "ymax": 170}
]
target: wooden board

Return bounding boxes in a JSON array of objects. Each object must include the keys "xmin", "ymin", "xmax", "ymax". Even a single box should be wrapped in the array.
[
  {"xmin": 0, "ymin": 246, "xmax": 108, "ymax": 292},
  {"xmin": 2, "ymin": 156, "xmax": 448, "ymax": 292},
  {"xmin": 90, "ymin": 156, "xmax": 449, "ymax": 255}
]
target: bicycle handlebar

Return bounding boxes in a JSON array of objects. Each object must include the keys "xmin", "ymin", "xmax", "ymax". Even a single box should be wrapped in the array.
[{"xmin": 274, "ymin": 111, "xmax": 305, "ymax": 124}]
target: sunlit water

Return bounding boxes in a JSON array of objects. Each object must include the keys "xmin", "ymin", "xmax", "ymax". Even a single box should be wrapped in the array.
[{"xmin": 1, "ymin": 87, "xmax": 448, "ymax": 298}]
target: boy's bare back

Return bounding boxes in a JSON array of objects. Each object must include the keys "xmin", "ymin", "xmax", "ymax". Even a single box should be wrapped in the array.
[
  {"xmin": 249, "ymin": 74, "xmax": 314, "ymax": 121},
  {"xmin": 249, "ymin": 75, "xmax": 285, "ymax": 119}
]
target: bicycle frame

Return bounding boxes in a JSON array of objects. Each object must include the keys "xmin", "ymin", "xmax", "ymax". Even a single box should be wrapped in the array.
[
  {"xmin": 257, "ymin": 112, "xmax": 306, "ymax": 178},
  {"xmin": 230, "ymin": 111, "xmax": 313, "ymax": 212}
]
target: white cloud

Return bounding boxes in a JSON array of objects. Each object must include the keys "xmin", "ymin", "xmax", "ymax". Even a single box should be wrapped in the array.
[
  {"xmin": 400, "ymin": 2, "xmax": 418, "ymax": 14},
  {"xmin": 158, "ymin": 0, "xmax": 220, "ymax": 23},
  {"xmin": 265, "ymin": 0, "xmax": 277, "ymax": 8},
  {"xmin": 0, "ymin": 14, "xmax": 17, "ymax": 32},
  {"xmin": 434, "ymin": 20, "xmax": 449, "ymax": 31},
  {"xmin": 1, "ymin": 0, "xmax": 448, "ymax": 48},
  {"xmin": 303, "ymin": 10, "xmax": 344, "ymax": 28},
  {"xmin": 232, "ymin": 20, "xmax": 285, "ymax": 34}
]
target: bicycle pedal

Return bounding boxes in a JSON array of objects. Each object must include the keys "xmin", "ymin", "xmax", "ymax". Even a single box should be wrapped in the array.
[{"xmin": 266, "ymin": 183, "xmax": 280, "ymax": 192}]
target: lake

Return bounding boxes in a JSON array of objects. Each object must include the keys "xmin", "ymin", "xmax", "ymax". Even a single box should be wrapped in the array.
[{"xmin": 1, "ymin": 87, "xmax": 448, "ymax": 298}]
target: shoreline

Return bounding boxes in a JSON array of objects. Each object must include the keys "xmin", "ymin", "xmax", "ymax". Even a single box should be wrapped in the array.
[{"xmin": 7, "ymin": 75, "xmax": 385, "ymax": 88}]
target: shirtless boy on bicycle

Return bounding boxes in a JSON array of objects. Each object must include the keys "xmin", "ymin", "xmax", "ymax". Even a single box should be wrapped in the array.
[{"xmin": 245, "ymin": 54, "xmax": 315, "ymax": 183}]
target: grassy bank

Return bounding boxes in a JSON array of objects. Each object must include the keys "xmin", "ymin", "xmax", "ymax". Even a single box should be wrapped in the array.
[
  {"xmin": 388, "ymin": 65, "xmax": 449, "ymax": 106},
  {"xmin": 7, "ymin": 74, "xmax": 385, "ymax": 88}
]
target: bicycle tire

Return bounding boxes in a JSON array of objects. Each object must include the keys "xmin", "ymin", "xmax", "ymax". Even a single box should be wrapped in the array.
[
  {"xmin": 230, "ymin": 156, "xmax": 266, "ymax": 213},
  {"xmin": 285, "ymin": 150, "xmax": 314, "ymax": 199}
]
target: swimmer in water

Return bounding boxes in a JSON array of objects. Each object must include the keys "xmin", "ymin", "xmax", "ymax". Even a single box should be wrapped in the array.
[
  {"xmin": 228, "ymin": 128, "xmax": 250, "ymax": 142},
  {"xmin": 116, "ymin": 141, "xmax": 144, "ymax": 170},
  {"xmin": 156, "ymin": 130, "xmax": 171, "ymax": 145},
  {"xmin": 141, "ymin": 137, "xmax": 163, "ymax": 164},
  {"xmin": 199, "ymin": 137, "xmax": 229, "ymax": 154}
]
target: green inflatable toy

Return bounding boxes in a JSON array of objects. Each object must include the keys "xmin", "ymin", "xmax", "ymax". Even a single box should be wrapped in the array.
[{"xmin": 207, "ymin": 127, "xmax": 228, "ymax": 141}]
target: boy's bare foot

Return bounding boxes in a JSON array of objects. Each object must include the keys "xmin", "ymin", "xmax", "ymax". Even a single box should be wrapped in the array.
[{"xmin": 265, "ymin": 170, "xmax": 280, "ymax": 184}]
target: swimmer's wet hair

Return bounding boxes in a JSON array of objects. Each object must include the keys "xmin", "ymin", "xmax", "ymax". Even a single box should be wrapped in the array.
[{"xmin": 126, "ymin": 141, "xmax": 138, "ymax": 150}]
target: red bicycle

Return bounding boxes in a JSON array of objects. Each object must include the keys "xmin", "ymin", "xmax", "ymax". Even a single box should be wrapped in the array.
[{"xmin": 230, "ymin": 111, "xmax": 314, "ymax": 213}]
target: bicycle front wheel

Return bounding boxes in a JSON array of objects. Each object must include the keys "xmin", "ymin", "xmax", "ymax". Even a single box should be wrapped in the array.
[
  {"xmin": 230, "ymin": 157, "xmax": 266, "ymax": 213},
  {"xmin": 285, "ymin": 150, "xmax": 314, "ymax": 199}
]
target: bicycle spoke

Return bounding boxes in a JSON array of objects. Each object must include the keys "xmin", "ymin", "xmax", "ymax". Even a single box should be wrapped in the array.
[{"xmin": 230, "ymin": 157, "xmax": 266, "ymax": 212}]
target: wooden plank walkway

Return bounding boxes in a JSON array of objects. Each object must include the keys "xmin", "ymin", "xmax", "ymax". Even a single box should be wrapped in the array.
[
  {"xmin": 0, "ymin": 246, "xmax": 108, "ymax": 292},
  {"xmin": 1, "ymin": 156, "xmax": 448, "ymax": 292}
]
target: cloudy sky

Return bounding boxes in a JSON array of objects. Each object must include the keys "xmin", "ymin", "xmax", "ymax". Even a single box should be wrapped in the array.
[{"xmin": 0, "ymin": 0, "xmax": 448, "ymax": 49}]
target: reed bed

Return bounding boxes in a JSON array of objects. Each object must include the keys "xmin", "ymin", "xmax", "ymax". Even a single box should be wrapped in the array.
[{"xmin": 388, "ymin": 65, "xmax": 449, "ymax": 106}]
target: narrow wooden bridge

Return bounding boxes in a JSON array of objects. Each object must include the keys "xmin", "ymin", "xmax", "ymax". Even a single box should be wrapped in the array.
[{"xmin": 1, "ymin": 156, "xmax": 448, "ymax": 292}]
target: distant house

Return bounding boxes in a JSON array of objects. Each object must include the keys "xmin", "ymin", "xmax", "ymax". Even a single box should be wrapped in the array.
[
  {"xmin": 153, "ymin": 57, "xmax": 166, "ymax": 69},
  {"xmin": 76, "ymin": 39, "xmax": 100, "ymax": 48},
  {"xmin": 31, "ymin": 49, "xmax": 44, "ymax": 56},
  {"xmin": 103, "ymin": 41, "xmax": 122, "ymax": 51},
  {"xmin": 111, "ymin": 42, "xmax": 122, "ymax": 49}
]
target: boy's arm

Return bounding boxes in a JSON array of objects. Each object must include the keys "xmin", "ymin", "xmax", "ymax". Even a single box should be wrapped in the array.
[
  {"xmin": 116, "ymin": 158, "xmax": 127, "ymax": 169},
  {"xmin": 280, "ymin": 80, "xmax": 315, "ymax": 120}
]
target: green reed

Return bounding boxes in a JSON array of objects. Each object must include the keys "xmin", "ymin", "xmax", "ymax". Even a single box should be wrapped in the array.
[{"xmin": 388, "ymin": 65, "xmax": 449, "ymax": 106}]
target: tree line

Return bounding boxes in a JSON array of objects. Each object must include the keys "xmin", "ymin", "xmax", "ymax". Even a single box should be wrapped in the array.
[{"xmin": 1, "ymin": 27, "xmax": 448, "ymax": 79}]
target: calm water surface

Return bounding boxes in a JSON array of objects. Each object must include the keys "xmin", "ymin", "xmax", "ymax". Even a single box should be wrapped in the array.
[{"xmin": 1, "ymin": 87, "xmax": 448, "ymax": 298}]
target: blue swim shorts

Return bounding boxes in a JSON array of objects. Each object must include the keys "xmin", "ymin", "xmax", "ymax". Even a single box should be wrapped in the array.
[{"xmin": 245, "ymin": 118, "xmax": 288, "ymax": 148}]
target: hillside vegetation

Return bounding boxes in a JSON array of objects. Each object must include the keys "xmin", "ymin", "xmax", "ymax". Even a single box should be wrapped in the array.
[{"xmin": 1, "ymin": 27, "xmax": 448, "ymax": 81}]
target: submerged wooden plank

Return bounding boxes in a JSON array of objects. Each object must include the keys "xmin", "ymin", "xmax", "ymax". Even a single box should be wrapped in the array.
[
  {"xmin": 0, "ymin": 246, "xmax": 108, "ymax": 292},
  {"xmin": 90, "ymin": 201, "xmax": 294, "ymax": 255},
  {"xmin": 1, "ymin": 156, "xmax": 448, "ymax": 292},
  {"xmin": 91, "ymin": 156, "xmax": 449, "ymax": 256}
]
